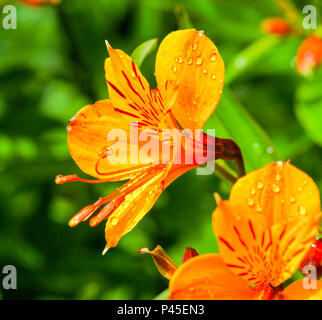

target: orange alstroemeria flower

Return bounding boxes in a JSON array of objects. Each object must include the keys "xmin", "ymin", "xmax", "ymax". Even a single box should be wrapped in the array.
[
  {"xmin": 261, "ymin": 17, "xmax": 292, "ymax": 35},
  {"xmin": 19, "ymin": 0, "xmax": 60, "ymax": 5},
  {"xmin": 296, "ymin": 35, "xmax": 322, "ymax": 75},
  {"xmin": 168, "ymin": 162, "xmax": 322, "ymax": 300},
  {"xmin": 56, "ymin": 29, "xmax": 237, "ymax": 253}
]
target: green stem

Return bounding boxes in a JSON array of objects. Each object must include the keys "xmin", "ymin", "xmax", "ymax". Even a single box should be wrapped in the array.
[{"xmin": 215, "ymin": 163, "xmax": 237, "ymax": 183}]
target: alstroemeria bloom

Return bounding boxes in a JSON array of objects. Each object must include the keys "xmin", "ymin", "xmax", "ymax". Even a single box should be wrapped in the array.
[
  {"xmin": 261, "ymin": 17, "xmax": 292, "ymax": 35},
  {"xmin": 167, "ymin": 162, "xmax": 322, "ymax": 299},
  {"xmin": 296, "ymin": 35, "xmax": 322, "ymax": 75},
  {"xmin": 56, "ymin": 29, "xmax": 241, "ymax": 252},
  {"xmin": 19, "ymin": 0, "xmax": 60, "ymax": 5}
]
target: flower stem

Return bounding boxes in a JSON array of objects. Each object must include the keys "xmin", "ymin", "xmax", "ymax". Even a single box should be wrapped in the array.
[
  {"xmin": 215, "ymin": 137, "xmax": 246, "ymax": 178},
  {"xmin": 215, "ymin": 162, "xmax": 237, "ymax": 184}
]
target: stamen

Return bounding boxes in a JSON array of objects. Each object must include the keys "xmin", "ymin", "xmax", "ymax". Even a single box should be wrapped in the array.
[
  {"xmin": 55, "ymin": 174, "xmax": 113, "ymax": 184},
  {"xmin": 89, "ymin": 197, "xmax": 125, "ymax": 227}
]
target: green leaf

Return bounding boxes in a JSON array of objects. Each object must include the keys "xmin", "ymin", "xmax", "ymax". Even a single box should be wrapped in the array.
[
  {"xmin": 205, "ymin": 89, "xmax": 281, "ymax": 172},
  {"xmin": 295, "ymin": 70, "xmax": 322, "ymax": 146},
  {"xmin": 131, "ymin": 38, "xmax": 158, "ymax": 68},
  {"xmin": 175, "ymin": 5, "xmax": 194, "ymax": 29},
  {"xmin": 153, "ymin": 288, "xmax": 169, "ymax": 300},
  {"xmin": 225, "ymin": 35, "xmax": 282, "ymax": 85}
]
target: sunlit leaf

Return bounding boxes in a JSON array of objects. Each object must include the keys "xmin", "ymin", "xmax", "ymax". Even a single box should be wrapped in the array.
[
  {"xmin": 226, "ymin": 36, "xmax": 282, "ymax": 84},
  {"xmin": 295, "ymin": 70, "xmax": 322, "ymax": 146},
  {"xmin": 131, "ymin": 38, "xmax": 158, "ymax": 68}
]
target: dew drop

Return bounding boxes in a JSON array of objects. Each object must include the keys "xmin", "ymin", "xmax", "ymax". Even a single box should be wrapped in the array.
[
  {"xmin": 257, "ymin": 182, "xmax": 263, "ymax": 190},
  {"xmin": 211, "ymin": 74, "xmax": 216, "ymax": 80},
  {"xmin": 192, "ymin": 43, "xmax": 198, "ymax": 51},
  {"xmin": 67, "ymin": 126, "xmax": 72, "ymax": 132},
  {"xmin": 203, "ymin": 68, "xmax": 208, "ymax": 74},
  {"xmin": 174, "ymin": 57, "xmax": 178, "ymax": 63},
  {"xmin": 276, "ymin": 174, "xmax": 281, "ymax": 181},
  {"xmin": 172, "ymin": 65, "xmax": 177, "ymax": 73},
  {"xmin": 297, "ymin": 187, "xmax": 303, "ymax": 193},
  {"xmin": 298, "ymin": 206, "xmax": 306, "ymax": 215},
  {"xmin": 110, "ymin": 217, "xmax": 119, "ymax": 226},
  {"xmin": 248, "ymin": 198, "xmax": 255, "ymax": 207},
  {"xmin": 219, "ymin": 79, "xmax": 223, "ymax": 84},
  {"xmin": 210, "ymin": 53, "xmax": 217, "ymax": 62},
  {"xmin": 131, "ymin": 71, "xmax": 136, "ymax": 78},
  {"xmin": 250, "ymin": 188, "xmax": 256, "ymax": 195},
  {"xmin": 290, "ymin": 196, "xmax": 296, "ymax": 203},
  {"xmin": 272, "ymin": 184, "xmax": 280, "ymax": 193},
  {"xmin": 196, "ymin": 57, "xmax": 203, "ymax": 65},
  {"xmin": 303, "ymin": 180, "xmax": 308, "ymax": 185},
  {"xmin": 256, "ymin": 204, "xmax": 262, "ymax": 213},
  {"xmin": 187, "ymin": 58, "xmax": 193, "ymax": 65},
  {"xmin": 178, "ymin": 56, "xmax": 183, "ymax": 64}
]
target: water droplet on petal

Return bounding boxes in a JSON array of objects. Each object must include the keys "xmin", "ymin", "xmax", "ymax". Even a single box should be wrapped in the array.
[
  {"xmin": 196, "ymin": 57, "xmax": 203, "ymax": 65},
  {"xmin": 272, "ymin": 184, "xmax": 280, "ymax": 193},
  {"xmin": 110, "ymin": 217, "xmax": 119, "ymax": 226},
  {"xmin": 203, "ymin": 68, "xmax": 208, "ymax": 74},
  {"xmin": 256, "ymin": 204, "xmax": 262, "ymax": 213},
  {"xmin": 298, "ymin": 187, "xmax": 303, "ymax": 193},
  {"xmin": 192, "ymin": 43, "xmax": 198, "ymax": 51},
  {"xmin": 276, "ymin": 174, "xmax": 281, "ymax": 181},
  {"xmin": 298, "ymin": 206, "xmax": 306, "ymax": 215},
  {"xmin": 172, "ymin": 65, "xmax": 177, "ymax": 73},
  {"xmin": 211, "ymin": 74, "xmax": 216, "ymax": 80},
  {"xmin": 187, "ymin": 58, "xmax": 193, "ymax": 65},
  {"xmin": 250, "ymin": 188, "xmax": 256, "ymax": 195},
  {"xmin": 248, "ymin": 198, "xmax": 255, "ymax": 207},
  {"xmin": 178, "ymin": 56, "xmax": 183, "ymax": 64},
  {"xmin": 290, "ymin": 196, "xmax": 296, "ymax": 203},
  {"xmin": 257, "ymin": 182, "xmax": 263, "ymax": 190},
  {"xmin": 210, "ymin": 53, "xmax": 217, "ymax": 62}
]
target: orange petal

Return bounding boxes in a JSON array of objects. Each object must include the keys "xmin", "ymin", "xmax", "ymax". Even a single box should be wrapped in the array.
[
  {"xmin": 155, "ymin": 29, "xmax": 225, "ymax": 129},
  {"xmin": 138, "ymin": 245, "xmax": 177, "ymax": 280},
  {"xmin": 229, "ymin": 161, "xmax": 321, "ymax": 226},
  {"xmin": 261, "ymin": 17, "xmax": 292, "ymax": 35},
  {"xmin": 105, "ymin": 45, "xmax": 174, "ymax": 129},
  {"xmin": 103, "ymin": 164, "xmax": 171, "ymax": 250},
  {"xmin": 169, "ymin": 253, "xmax": 263, "ymax": 300},
  {"xmin": 296, "ymin": 36, "xmax": 322, "ymax": 75},
  {"xmin": 67, "ymin": 99, "xmax": 159, "ymax": 180},
  {"xmin": 212, "ymin": 162, "xmax": 321, "ymax": 287},
  {"xmin": 280, "ymin": 279, "xmax": 322, "ymax": 300}
]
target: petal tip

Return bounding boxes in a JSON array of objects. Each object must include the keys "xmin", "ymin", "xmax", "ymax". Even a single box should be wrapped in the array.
[{"xmin": 102, "ymin": 247, "xmax": 109, "ymax": 255}]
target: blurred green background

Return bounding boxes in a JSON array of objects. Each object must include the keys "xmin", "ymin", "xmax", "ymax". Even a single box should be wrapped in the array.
[{"xmin": 0, "ymin": 0, "xmax": 321, "ymax": 299}]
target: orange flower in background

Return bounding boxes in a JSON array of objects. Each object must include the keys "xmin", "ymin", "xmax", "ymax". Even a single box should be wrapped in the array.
[
  {"xmin": 296, "ymin": 35, "xmax": 322, "ymax": 75},
  {"xmin": 261, "ymin": 17, "xmax": 292, "ymax": 35},
  {"xmin": 19, "ymin": 0, "xmax": 60, "ymax": 5},
  {"xmin": 155, "ymin": 162, "xmax": 322, "ymax": 299},
  {"xmin": 56, "ymin": 29, "xmax": 235, "ymax": 253}
]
